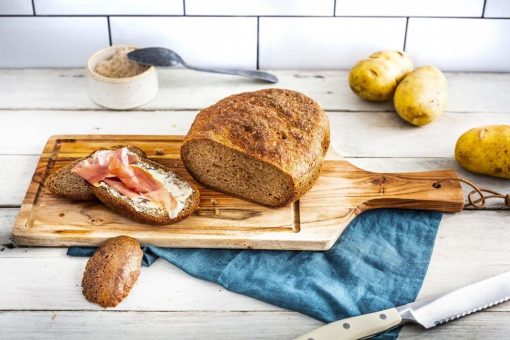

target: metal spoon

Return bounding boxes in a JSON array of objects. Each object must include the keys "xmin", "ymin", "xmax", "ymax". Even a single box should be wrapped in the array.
[{"xmin": 127, "ymin": 47, "xmax": 278, "ymax": 84}]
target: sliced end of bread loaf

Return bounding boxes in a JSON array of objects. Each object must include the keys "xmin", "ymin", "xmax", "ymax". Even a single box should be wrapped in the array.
[
  {"xmin": 45, "ymin": 145, "xmax": 146, "ymax": 201},
  {"xmin": 91, "ymin": 159, "xmax": 200, "ymax": 225},
  {"xmin": 181, "ymin": 139, "xmax": 303, "ymax": 207},
  {"xmin": 82, "ymin": 235, "xmax": 143, "ymax": 308}
]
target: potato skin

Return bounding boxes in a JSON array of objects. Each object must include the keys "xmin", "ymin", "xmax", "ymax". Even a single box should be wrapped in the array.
[
  {"xmin": 349, "ymin": 50, "xmax": 413, "ymax": 101},
  {"xmin": 455, "ymin": 125, "xmax": 510, "ymax": 179},
  {"xmin": 394, "ymin": 66, "xmax": 447, "ymax": 126}
]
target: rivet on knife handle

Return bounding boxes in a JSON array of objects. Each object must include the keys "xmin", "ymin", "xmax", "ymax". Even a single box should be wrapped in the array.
[{"xmin": 294, "ymin": 308, "xmax": 402, "ymax": 340}]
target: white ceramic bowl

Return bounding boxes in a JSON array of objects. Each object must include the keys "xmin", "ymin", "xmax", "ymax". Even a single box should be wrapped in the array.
[{"xmin": 87, "ymin": 45, "xmax": 158, "ymax": 110}]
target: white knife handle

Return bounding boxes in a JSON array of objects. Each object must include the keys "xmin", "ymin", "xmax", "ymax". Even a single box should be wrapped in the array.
[{"xmin": 294, "ymin": 308, "xmax": 402, "ymax": 340}]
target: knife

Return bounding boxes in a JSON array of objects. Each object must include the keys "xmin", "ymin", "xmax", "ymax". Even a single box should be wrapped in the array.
[{"xmin": 295, "ymin": 271, "xmax": 510, "ymax": 340}]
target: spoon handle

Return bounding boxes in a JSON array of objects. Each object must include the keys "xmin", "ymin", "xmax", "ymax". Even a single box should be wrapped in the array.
[{"xmin": 182, "ymin": 62, "xmax": 278, "ymax": 83}]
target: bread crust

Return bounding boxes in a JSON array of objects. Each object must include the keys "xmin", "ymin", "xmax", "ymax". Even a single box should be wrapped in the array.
[
  {"xmin": 46, "ymin": 145, "xmax": 146, "ymax": 201},
  {"xmin": 82, "ymin": 236, "xmax": 143, "ymax": 308},
  {"xmin": 181, "ymin": 88, "xmax": 330, "ymax": 207},
  {"xmin": 91, "ymin": 158, "xmax": 200, "ymax": 225}
]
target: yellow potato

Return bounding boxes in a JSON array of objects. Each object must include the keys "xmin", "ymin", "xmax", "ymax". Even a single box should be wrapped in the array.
[
  {"xmin": 349, "ymin": 50, "xmax": 413, "ymax": 101},
  {"xmin": 455, "ymin": 125, "xmax": 510, "ymax": 179},
  {"xmin": 394, "ymin": 66, "xmax": 447, "ymax": 126}
]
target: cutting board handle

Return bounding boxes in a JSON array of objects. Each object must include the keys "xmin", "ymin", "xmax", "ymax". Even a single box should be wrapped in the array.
[{"xmin": 356, "ymin": 170, "xmax": 465, "ymax": 213}]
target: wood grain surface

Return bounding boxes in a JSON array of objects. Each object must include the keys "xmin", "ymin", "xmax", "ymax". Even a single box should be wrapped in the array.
[
  {"xmin": 2, "ymin": 69, "xmax": 510, "ymax": 339},
  {"xmin": 1, "ymin": 69, "xmax": 509, "ymax": 113},
  {"xmin": 13, "ymin": 135, "xmax": 464, "ymax": 250}
]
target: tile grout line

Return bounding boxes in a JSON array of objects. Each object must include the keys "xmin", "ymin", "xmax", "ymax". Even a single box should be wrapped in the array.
[
  {"xmin": 256, "ymin": 17, "xmax": 260, "ymax": 70},
  {"xmin": 183, "ymin": 0, "xmax": 186, "ymax": 15},
  {"xmin": 333, "ymin": 0, "xmax": 337, "ymax": 16},
  {"xmin": 482, "ymin": 0, "xmax": 487, "ymax": 17},
  {"xmin": 403, "ymin": 17, "xmax": 409, "ymax": 51},
  {"xmin": 107, "ymin": 16, "xmax": 112, "ymax": 46},
  {"xmin": 31, "ymin": 0, "xmax": 36, "ymax": 15},
  {"xmin": 2, "ymin": 14, "xmax": 510, "ymax": 19}
]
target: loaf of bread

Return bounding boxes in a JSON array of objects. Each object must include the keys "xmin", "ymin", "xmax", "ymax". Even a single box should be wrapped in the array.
[
  {"xmin": 181, "ymin": 88, "xmax": 330, "ymax": 207},
  {"xmin": 82, "ymin": 236, "xmax": 143, "ymax": 308}
]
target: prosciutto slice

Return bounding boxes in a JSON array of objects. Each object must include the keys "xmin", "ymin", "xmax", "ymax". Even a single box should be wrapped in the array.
[
  {"xmin": 71, "ymin": 150, "xmax": 116, "ymax": 185},
  {"xmin": 72, "ymin": 147, "xmax": 178, "ymax": 216},
  {"xmin": 107, "ymin": 148, "xmax": 142, "ymax": 190},
  {"xmin": 102, "ymin": 178, "xmax": 140, "ymax": 199}
]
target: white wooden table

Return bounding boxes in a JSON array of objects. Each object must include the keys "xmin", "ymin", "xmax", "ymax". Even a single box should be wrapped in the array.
[{"xmin": 1, "ymin": 69, "xmax": 510, "ymax": 339}]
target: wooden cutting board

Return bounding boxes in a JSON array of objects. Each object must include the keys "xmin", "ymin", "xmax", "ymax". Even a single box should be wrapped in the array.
[{"xmin": 12, "ymin": 135, "xmax": 465, "ymax": 250}]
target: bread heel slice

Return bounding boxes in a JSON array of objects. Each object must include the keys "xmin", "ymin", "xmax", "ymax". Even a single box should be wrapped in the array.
[
  {"xmin": 46, "ymin": 145, "xmax": 146, "ymax": 201},
  {"xmin": 82, "ymin": 236, "xmax": 143, "ymax": 308},
  {"xmin": 91, "ymin": 158, "xmax": 200, "ymax": 225}
]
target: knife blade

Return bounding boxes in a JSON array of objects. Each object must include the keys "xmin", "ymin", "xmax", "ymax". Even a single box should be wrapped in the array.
[{"xmin": 294, "ymin": 271, "xmax": 510, "ymax": 340}]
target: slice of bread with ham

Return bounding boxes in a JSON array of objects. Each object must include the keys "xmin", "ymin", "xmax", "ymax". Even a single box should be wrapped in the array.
[
  {"xmin": 46, "ymin": 145, "xmax": 146, "ymax": 201},
  {"xmin": 46, "ymin": 146, "xmax": 199, "ymax": 225}
]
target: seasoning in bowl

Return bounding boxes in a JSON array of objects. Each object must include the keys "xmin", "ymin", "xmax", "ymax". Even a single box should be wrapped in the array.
[
  {"xmin": 87, "ymin": 45, "xmax": 159, "ymax": 110},
  {"xmin": 94, "ymin": 47, "xmax": 149, "ymax": 78}
]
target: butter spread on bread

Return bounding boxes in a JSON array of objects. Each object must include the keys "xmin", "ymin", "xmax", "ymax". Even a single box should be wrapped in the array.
[
  {"xmin": 95, "ymin": 160, "xmax": 195, "ymax": 219},
  {"xmin": 181, "ymin": 88, "xmax": 330, "ymax": 207},
  {"xmin": 82, "ymin": 236, "xmax": 143, "ymax": 308}
]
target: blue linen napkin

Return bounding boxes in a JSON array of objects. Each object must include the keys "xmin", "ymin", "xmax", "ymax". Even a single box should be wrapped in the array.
[{"xmin": 68, "ymin": 209, "xmax": 442, "ymax": 339}]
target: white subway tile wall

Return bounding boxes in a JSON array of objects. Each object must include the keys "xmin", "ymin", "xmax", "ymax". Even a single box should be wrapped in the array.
[
  {"xmin": 0, "ymin": 17, "xmax": 109, "ymax": 68},
  {"xmin": 485, "ymin": 0, "xmax": 510, "ymax": 18},
  {"xmin": 260, "ymin": 17, "xmax": 406, "ymax": 69},
  {"xmin": 0, "ymin": 0, "xmax": 509, "ymax": 71},
  {"xmin": 34, "ymin": 0, "xmax": 183, "ymax": 15},
  {"xmin": 406, "ymin": 18, "xmax": 510, "ymax": 72},
  {"xmin": 186, "ymin": 0, "xmax": 334, "ymax": 16},
  {"xmin": 335, "ymin": 0, "xmax": 484, "ymax": 17},
  {"xmin": 110, "ymin": 17, "xmax": 257, "ymax": 69},
  {"xmin": 0, "ymin": 0, "xmax": 33, "ymax": 15}
]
